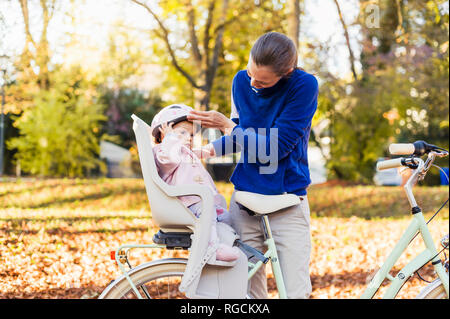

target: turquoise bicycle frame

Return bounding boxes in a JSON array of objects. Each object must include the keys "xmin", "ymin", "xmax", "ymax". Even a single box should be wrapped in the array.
[
  {"xmin": 247, "ymin": 215, "xmax": 288, "ymax": 299},
  {"xmin": 362, "ymin": 156, "xmax": 449, "ymax": 298},
  {"xmin": 361, "ymin": 208, "xmax": 449, "ymax": 298}
]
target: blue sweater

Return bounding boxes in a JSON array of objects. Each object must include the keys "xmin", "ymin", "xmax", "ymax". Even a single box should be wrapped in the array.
[{"xmin": 212, "ymin": 68, "xmax": 318, "ymax": 196}]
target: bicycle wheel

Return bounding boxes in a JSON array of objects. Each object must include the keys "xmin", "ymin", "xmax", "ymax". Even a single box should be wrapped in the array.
[
  {"xmin": 415, "ymin": 278, "xmax": 449, "ymax": 299},
  {"xmin": 98, "ymin": 258, "xmax": 188, "ymax": 299}
]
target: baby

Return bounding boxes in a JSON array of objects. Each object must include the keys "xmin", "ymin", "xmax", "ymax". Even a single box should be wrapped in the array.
[{"xmin": 150, "ymin": 104, "xmax": 240, "ymax": 262}]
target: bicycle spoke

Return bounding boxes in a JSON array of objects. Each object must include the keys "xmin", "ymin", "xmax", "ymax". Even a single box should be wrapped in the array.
[
  {"xmin": 140, "ymin": 284, "xmax": 151, "ymax": 299},
  {"xmin": 156, "ymin": 279, "xmax": 161, "ymax": 298},
  {"xmin": 167, "ymin": 279, "xmax": 170, "ymax": 298}
]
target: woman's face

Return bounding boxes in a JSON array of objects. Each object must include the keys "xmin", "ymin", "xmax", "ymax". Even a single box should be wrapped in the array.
[{"xmin": 246, "ymin": 58, "xmax": 283, "ymax": 89}]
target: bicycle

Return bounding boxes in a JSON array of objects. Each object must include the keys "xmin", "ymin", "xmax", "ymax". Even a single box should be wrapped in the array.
[
  {"xmin": 98, "ymin": 192, "xmax": 296, "ymax": 299},
  {"xmin": 98, "ymin": 115, "xmax": 448, "ymax": 299},
  {"xmin": 361, "ymin": 140, "xmax": 449, "ymax": 299}
]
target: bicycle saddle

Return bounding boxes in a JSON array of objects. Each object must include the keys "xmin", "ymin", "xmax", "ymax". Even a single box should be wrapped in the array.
[{"xmin": 234, "ymin": 191, "xmax": 301, "ymax": 215}]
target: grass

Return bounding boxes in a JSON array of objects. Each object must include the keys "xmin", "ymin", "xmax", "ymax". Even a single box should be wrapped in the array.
[
  {"xmin": 2, "ymin": 177, "xmax": 447, "ymax": 219},
  {"xmin": 0, "ymin": 178, "xmax": 448, "ymax": 299}
]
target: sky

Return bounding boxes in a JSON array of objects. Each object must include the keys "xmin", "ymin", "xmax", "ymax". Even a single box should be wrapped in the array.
[{"xmin": 0, "ymin": 0, "xmax": 362, "ymax": 83}]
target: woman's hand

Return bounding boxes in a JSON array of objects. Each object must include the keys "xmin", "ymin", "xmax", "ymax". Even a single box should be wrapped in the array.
[{"xmin": 187, "ymin": 110, "xmax": 236, "ymax": 135}]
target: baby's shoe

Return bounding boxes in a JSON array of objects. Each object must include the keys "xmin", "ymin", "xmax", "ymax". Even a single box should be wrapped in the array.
[{"xmin": 215, "ymin": 243, "xmax": 240, "ymax": 262}]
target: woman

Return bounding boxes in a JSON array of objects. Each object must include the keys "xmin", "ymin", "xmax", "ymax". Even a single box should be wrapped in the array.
[{"xmin": 188, "ymin": 32, "xmax": 318, "ymax": 299}]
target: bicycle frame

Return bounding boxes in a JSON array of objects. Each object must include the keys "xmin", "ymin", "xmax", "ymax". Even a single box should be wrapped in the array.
[
  {"xmin": 361, "ymin": 156, "xmax": 449, "ymax": 299},
  {"xmin": 109, "ymin": 153, "xmax": 448, "ymax": 300},
  {"xmin": 247, "ymin": 215, "xmax": 288, "ymax": 299},
  {"xmin": 111, "ymin": 214, "xmax": 289, "ymax": 299},
  {"xmin": 113, "ymin": 243, "xmax": 166, "ymax": 298}
]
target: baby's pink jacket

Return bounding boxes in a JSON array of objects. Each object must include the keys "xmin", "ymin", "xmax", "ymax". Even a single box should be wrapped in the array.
[{"xmin": 153, "ymin": 133, "xmax": 225, "ymax": 208}]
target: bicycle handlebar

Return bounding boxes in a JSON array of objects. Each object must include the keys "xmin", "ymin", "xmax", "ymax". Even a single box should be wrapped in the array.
[
  {"xmin": 377, "ymin": 158, "xmax": 404, "ymax": 171},
  {"xmin": 378, "ymin": 140, "xmax": 448, "ymax": 171},
  {"xmin": 389, "ymin": 140, "xmax": 446, "ymax": 156},
  {"xmin": 389, "ymin": 143, "xmax": 415, "ymax": 155}
]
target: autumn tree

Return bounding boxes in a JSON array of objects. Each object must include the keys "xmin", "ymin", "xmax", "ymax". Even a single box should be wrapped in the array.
[
  {"xmin": 8, "ymin": 0, "xmax": 59, "ymax": 114},
  {"xmin": 95, "ymin": 27, "xmax": 165, "ymax": 148},
  {"xmin": 129, "ymin": 0, "xmax": 229, "ymax": 110},
  {"xmin": 7, "ymin": 67, "xmax": 107, "ymax": 177},
  {"xmin": 314, "ymin": 0, "xmax": 449, "ymax": 183},
  {"xmin": 130, "ymin": 0, "xmax": 288, "ymax": 111},
  {"xmin": 4, "ymin": 1, "xmax": 112, "ymax": 177}
]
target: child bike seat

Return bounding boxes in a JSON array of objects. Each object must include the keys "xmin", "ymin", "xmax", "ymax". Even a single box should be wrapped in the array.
[
  {"xmin": 131, "ymin": 114, "xmax": 247, "ymax": 299},
  {"xmin": 234, "ymin": 191, "xmax": 301, "ymax": 215}
]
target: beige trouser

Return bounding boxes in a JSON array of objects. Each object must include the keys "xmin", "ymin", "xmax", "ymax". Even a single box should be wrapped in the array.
[{"xmin": 229, "ymin": 192, "xmax": 312, "ymax": 299}]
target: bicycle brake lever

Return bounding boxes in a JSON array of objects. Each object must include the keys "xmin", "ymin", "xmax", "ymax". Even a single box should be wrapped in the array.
[{"xmin": 404, "ymin": 157, "xmax": 419, "ymax": 169}]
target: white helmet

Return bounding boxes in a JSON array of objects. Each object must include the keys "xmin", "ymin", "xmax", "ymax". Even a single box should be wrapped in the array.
[{"xmin": 151, "ymin": 104, "xmax": 193, "ymax": 142}]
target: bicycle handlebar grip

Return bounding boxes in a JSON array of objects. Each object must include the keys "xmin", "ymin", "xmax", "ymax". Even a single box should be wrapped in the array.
[
  {"xmin": 377, "ymin": 158, "xmax": 404, "ymax": 171},
  {"xmin": 389, "ymin": 143, "xmax": 415, "ymax": 155}
]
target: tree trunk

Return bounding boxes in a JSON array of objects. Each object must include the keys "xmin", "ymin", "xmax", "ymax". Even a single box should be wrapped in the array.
[
  {"xmin": 194, "ymin": 88, "xmax": 210, "ymax": 111},
  {"xmin": 202, "ymin": 0, "xmax": 229, "ymax": 111},
  {"xmin": 287, "ymin": 0, "xmax": 300, "ymax": 50},
  {"xmin": 333, "ymin": 0, "xmax": 358, "ymax": 81},
  {"xmin": 18, "ymin": 0, "xmax": 53, "ymax": 90}
]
